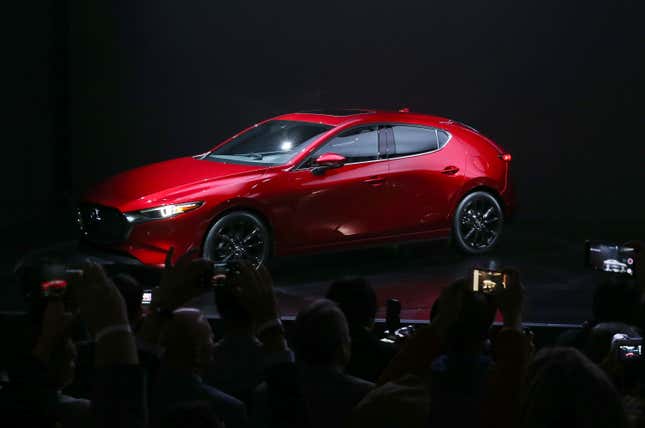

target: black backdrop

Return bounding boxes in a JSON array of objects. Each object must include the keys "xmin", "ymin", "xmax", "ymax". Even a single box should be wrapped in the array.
[{"xmin": 4, "ymin": 0, "xmax": 645, "ymax": 236}]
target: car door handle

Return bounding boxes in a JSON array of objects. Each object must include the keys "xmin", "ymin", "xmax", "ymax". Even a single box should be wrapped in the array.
[
  {"xmin": 441, "ymin": 166, "xmax": 460, "ymax": 175},
  {"xmin": 362, "ymin": 176, "xmax": 385, "ymax": 186}
]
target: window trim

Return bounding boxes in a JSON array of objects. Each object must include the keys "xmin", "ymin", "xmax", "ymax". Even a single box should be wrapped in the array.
[{"xmin": 293, "ymin": 122, "xmax": 452, "ymax": 170}]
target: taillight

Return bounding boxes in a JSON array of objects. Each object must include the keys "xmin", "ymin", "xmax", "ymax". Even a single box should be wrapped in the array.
[{"xmin": 499, "ymin": 153, "xmax": 512, "ymax": 162}]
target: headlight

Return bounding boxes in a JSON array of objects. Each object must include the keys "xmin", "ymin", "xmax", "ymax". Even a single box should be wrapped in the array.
[{"xmin": 124, "ymin": 201, "xmax": 203, "ymax": 223}]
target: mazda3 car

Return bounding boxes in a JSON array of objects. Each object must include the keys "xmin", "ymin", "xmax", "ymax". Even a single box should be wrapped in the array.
[{"xmin": 79, "ymin": 108, "xmax": 514, "ymax": 266}]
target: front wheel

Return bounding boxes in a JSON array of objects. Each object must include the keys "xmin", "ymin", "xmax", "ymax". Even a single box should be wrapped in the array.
[
  {"xmin": 452, "ymin": 191, "xmax": 503, "ymax": 254},
  {"xmin": 203, "ymin": 211, "xmax": 271, "ymax": 266}
]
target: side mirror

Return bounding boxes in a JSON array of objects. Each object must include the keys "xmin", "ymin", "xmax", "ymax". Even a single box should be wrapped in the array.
[{"xmin": 312, "ymin": 153, "xmax": 346, "ymax": 175}]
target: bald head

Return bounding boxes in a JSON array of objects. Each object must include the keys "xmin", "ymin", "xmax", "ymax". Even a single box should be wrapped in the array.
[{"xmin": 160, "ymin": 308, "xmax": 214, "ymax": 372}]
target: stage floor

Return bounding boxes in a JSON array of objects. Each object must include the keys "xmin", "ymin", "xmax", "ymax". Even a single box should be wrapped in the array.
[{"xmin": 2, "ymin": 220, "xmax": 643, "ymax": 325}]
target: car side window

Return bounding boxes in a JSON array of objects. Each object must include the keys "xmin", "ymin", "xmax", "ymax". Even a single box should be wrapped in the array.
[
  {"xmin": 308, "ymin": 125, "xmax": 381, "ymax": 165},
  {"xmin": 391, "ymin": 125, "xmax": 440, "ymax": 157}
]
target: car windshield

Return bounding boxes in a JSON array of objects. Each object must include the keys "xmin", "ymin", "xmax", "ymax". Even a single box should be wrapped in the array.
[{"xmin": 206, "ymin": 120, "xmax": 332, "ymax": 165}]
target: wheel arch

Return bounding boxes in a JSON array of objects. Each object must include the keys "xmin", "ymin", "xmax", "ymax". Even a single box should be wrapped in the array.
[
  {"xmin": 201, "ymin": 199, "xmax": 275, "ymax": 257},
  {"xmin": 451, "ymin": 180, "xmax": 507, "ymax": 222}
]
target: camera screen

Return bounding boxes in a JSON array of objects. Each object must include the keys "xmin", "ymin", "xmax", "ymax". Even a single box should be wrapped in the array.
[
  {"xmin": 472, "ymin": 269, "xmax": 507, "ymax": 294},
  {"xmin": 619, "ymin": 345, "xmax": 642, "ymax": 360},
  {"xmin": 41, "ymin": 279, "xmax": 68, "ymax": 298},
  {"xmin": 141, "ymin": 290, "xmax": 152, "ymax": 305},
  {"xmin": 588, "ymin": 243, "xmax": 636, "ymax": 276}
]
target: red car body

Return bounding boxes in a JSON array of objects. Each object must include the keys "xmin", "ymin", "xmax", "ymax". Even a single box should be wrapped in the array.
[{"xmin": 80, "ymin": 109, "xmax": 514, "ymax": 266}]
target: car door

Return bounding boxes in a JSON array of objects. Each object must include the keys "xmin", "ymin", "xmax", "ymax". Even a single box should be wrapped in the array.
[
  {"xmin": 384, "ymin": 124, "xmax": 465, "ymax": 234},
  {"xmin": 285, "ymin": 124, "xmax": 391, "ymax": 248}
]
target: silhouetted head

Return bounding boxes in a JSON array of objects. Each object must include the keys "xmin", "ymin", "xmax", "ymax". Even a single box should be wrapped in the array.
[
  {"xmin": 292, "ymin": 299, "xmax": 351, "ymax": 367},
  {"xmin": 522, "ymin": 347, "xmax": 628, "ymax": 428},
  {"xmin": 326, "ymin": 277, "xmax": 377, "ymax": 328},
  {"xmin": 214, "ymin": 284, "xmax": 252, "ymax": 329},
  {"xmin": 434, "ymin": 278, "xmax": 496, "ymax": 353},
  {"xmin": 160, "ymin": 308, "xmax": 215, "ymax": 374}
]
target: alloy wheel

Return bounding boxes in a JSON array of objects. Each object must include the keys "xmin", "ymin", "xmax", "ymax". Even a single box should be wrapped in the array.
[
  {"xmin": 454, "ymin": 192, "xmax": 503, "ymax": 253},
  {"xmin": 203, "ymin": 212, "xmax": 270, "ymax": 266}
]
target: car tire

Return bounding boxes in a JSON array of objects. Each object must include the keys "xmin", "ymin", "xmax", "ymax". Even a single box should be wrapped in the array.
[
  {"xmin": 203, "ymin": 211, "xmax": 271, "ymax": 266},
  {"xmin": 452, "ymin": 191, "xmax": 504, "ymax": 255}
]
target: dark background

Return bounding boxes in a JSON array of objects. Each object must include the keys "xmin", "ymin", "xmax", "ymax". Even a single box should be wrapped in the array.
[{"xmin": 3, "ymin": 0, "xmax": 644, "ymax": 258}]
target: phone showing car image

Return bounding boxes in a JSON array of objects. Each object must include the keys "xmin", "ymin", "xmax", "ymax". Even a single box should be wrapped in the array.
[
  {"xmin": 611, "ymin": 334, "xmax": 643, "ymax": 361},
  {"xmin": 619, "ymin": 345, "xmax": 642, "ymax": 361},
  {"xmin": 585, "ymin": 241, "xmax": 637, "ymax": 276},
  {"xmin": 472, "ymin": 267, "xmax": 509, "ymax": 295}
]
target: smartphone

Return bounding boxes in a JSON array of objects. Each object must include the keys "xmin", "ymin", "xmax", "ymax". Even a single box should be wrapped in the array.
[
  {"xmin": 40, "ymin": 279, "xmax": 68, "ymax": 298},
  {"xmin": 472, "ymin": 267, "xmax": 509, "ymax": 294},
  {"xmin": 611, "ymin": 334, "xmax": 642, "ymax": 360},
  {"xmin": 585, "ymin": 241, "xmax": 637, "ymax": 276},
  {"xmin": 39, "ymin": 268, "xmax": 83, "ymax": 299},
  {"xmin": 141, "ymin": 289, "xmax": 152, "ymax": 306}
]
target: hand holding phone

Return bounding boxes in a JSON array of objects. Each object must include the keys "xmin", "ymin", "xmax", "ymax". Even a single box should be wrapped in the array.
[
  {"xmin": 39, "ymin": 266, "xmax": 84, "ymax": 300},
  {"xmin": 495, "ymin": 268, "xmax": 524, "ymax": 330},
  {"xmin": 611, "ymin": 333, "xmax": 643, "ymax": 361}
]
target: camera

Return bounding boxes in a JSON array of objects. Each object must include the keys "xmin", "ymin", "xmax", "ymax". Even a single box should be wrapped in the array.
[
  {"xmin": 209, "ymin": 261, "xmax": 242, "ymax": 287},
  {"xmin": 611, "ymin": 334, "xmax": 642, "ymax": 361},
  {"xmin": 471, "ymin": 267, "xmax": 509, "ymax": 295},
  {"xmin": 585, "ymin": 241, "xmax": 637, "ymax": 276},
  {"xmin": 22, "ymin": 264, "xmax": 84, "ymax": 301}
]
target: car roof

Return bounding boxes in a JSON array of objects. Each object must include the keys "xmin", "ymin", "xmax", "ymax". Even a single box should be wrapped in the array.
[{"xmin": 273, "ymin": 108, "xmax": 454, "ymax": 128}]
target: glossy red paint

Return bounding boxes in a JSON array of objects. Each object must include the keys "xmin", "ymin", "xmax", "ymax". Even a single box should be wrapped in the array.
[
  {"xmin": 314, "ymin": 152, "xmax": 347, "ymax": 165},
  {"xmin": 81, "ymin": 109, "xmax": 514, "ymax": 265}
]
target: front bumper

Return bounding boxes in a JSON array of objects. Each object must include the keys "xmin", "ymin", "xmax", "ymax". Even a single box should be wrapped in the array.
[{"xmin": 78, "ymin": 201, "xmax": 213, "ymax": 266}]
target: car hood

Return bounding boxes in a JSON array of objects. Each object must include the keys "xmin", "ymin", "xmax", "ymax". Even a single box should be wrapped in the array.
[{"xmin": 84, "ymin": 156, "xmax": 267, "ymax": 211}]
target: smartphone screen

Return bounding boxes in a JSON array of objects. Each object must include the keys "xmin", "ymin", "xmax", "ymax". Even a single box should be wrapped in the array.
[
  {"xmin": 472, "ymin": 268, "xmax": 508, "ymax": 294},
  {"xmin": 618, "ymin": 344, "xmax": 642, "ymax": 360},
  {"xmin": 41, "ymin": 279, "xmax": 68, "ymax": 298},
  {"xmin": 586, "ymin": 242, "xmax": 636, "ymax": 276},
  {"xmin": 141, "ymin": 289, "xmax": 152, "ymax": 306}
]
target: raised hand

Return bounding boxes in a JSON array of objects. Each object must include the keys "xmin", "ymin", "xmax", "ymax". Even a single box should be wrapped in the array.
[
  {"xmin": 228, "ymin": 261, "xmax": 278, "ymax": 325},
  {"xmin": 32, "ymin": 300, "xmax": 68, "ymax": 363},
  {"xmin": 152, "ymin": 247, "xmax": 214, "ymax": 311},
  {"xmin": 74, "ymin": 261, "xmax": 129, "ymax": 336},
  {"xmin": 431, "ymin": 280, "xmax": 464, "ymax": 342},
  {"xmin": 497, "ymin": 268, "xmax": 525, "ymax": 330}
]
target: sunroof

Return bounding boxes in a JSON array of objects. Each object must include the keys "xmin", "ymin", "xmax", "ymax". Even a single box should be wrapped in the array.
[{"xmin": 298, "ymin": 108, "xmax": 373, "ymax": 116}]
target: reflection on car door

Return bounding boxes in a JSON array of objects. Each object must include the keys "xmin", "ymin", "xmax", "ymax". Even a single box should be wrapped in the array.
[
  {"xmin": 384, "ymin": 124, "xmax": 466, "ymax": 234},
  {"xmin": 286, "ymin": 125, "xmax": 392, "ymax": 248}
]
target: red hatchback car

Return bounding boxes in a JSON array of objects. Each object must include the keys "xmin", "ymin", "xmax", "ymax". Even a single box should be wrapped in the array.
[{"xmin": 79, "ymin": 109, "xmax": 514, "ymax": 266}]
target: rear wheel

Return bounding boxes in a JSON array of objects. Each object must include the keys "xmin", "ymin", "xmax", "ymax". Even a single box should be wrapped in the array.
[
  {"xmin": 452, "ymin": 191, "xmax": 503, "ymax": 254},
  {"xmin": 202, "ymin": 211, "xmax": 271, "ymax": 266}
]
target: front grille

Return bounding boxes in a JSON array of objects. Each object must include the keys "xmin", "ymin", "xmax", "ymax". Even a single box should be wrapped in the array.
[{"xmin": 77, "ymin": 204, "xmax": 131, "ymax": 245}]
